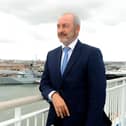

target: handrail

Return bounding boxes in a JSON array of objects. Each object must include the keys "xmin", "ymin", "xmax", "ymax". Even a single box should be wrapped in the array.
[
  {"xmin": 0, "ymin": 94, "xmax": 43, "ymax": 111},
  {"xmin": 107, "ymin": 77, "xmax": 126, "ymax": 83}
]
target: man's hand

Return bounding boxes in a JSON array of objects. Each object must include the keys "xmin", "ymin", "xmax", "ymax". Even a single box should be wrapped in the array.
[{"xmin": 51, "ymin": 92, "xmax": 70, "ymax": 118}]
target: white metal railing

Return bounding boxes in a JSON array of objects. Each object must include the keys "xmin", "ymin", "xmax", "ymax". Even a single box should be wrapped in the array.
[
  {"xmin": 0, "ymin": 95, "xmax": 49, "ymax": 126},
  {"xmin": 0, "ymin": 77, "xmax": 126, "ymax": 126},
  {"xmin": 105, "ymin": 77, "xmax": 126, "ymax": 126},
  {"xmin": 0, "ymin": 107, "xmax": 49, "ymax": 126}
]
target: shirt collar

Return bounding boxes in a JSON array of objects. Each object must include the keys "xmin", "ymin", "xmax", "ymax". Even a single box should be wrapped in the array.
[{"xmin": 61, "ymin": 38, "xmax": 78, "ymax": 50}]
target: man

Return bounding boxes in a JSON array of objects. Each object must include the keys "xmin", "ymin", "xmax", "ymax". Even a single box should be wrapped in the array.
[{"xmin": 39, "ymin": 12, "xmax": 111, "ymax": 126}]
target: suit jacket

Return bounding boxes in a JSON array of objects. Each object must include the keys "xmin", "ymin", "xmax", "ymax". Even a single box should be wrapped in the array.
[{"xmin": 39, "ymin": 40, "xmax": 112, "ymax": 126}]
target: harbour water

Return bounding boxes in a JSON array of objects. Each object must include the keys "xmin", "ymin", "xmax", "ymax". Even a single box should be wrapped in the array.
[
  {"xmin": 0, "ymin": 84, "xmax": 39, "ymax": 101},
  {"xmin": 0, "ymin": 84, "xmax": 49, "ymax": 122}
]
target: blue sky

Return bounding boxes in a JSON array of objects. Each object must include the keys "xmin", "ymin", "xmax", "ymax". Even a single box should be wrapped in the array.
[{"xmin": 0, "ymin": 0, "xmax": 126, "ymax": 61}]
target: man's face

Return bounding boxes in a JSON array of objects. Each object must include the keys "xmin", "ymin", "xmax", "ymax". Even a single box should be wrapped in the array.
[{"xmin": 57, "ymin": 14, "xmax": 80, "ymax": 46}]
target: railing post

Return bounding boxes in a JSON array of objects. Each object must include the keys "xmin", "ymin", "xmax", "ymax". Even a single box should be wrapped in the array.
[
  {"xmin": 41, "ymin": 112, "xmax": 45, "ymax": 126},
  {"xmin": 120, "ymin": 80, "xmax": 125, "ymax": 126},
  {"xmin": 14, "ymin": 107, "xmax": 21, "ymax": 126}
]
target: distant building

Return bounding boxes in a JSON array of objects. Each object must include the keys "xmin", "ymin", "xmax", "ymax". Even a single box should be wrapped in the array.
[
  {"xmin": 0, "ymin": 59, "xmax": 45, "ymax": 72},
  {"xmin": 0, "ymin": 63, "xmax": 25, "ymax": 71}
]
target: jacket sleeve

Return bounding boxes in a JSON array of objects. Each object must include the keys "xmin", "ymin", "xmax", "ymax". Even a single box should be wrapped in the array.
[
  {"xmin": 39, "ymin": 53, "xmax": 54, "ymax": 101},
  {"xmin": 85, "ymin": 48, "xmax": 106, "ymax": 126}
]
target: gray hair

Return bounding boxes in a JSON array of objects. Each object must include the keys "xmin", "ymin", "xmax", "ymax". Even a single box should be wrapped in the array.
[
  {"xmin": 61, "ymin": 12, "xmax": 80, "ymax": 26},
  {"xmin": 73, "ymin": 14, "xmax": 80, "ymax": 26}
]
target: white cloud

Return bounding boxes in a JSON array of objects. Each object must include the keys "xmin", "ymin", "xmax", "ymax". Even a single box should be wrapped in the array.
[
  {"xmin": 0, "ymin": 12, "xmax": 46, "ymax": 60},
  {"xmin": 0, "ymin": 0, "xmax": 126, "ymax": 61},
  {"xmin": 0, "ymin": 0, "xmax": 126, "ymax": 25},
  {"xmin": 95, "ymin": 0, "xmax": 126, "ymax": 25},
  {"xmin": 0, "ymin": 0, "xmax": 105, "ymax": 24},
  {"xmin": 79, "ymin": 20, "xmax": 126, "ymax": 61}
]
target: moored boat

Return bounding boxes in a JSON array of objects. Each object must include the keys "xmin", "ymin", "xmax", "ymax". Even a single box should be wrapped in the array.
[{"xmin": 0, "ymin": 70, "xmax": 40, "ymax": 84}]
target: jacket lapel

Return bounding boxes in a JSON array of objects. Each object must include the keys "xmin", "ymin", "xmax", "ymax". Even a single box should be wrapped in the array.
[
  {"xmin": 56, "ymin": 46, "xmax": 62, "ymax": 78},
  {"xmin": 63, "ymin": 41, "xmax": 82, "ymax": 77}
]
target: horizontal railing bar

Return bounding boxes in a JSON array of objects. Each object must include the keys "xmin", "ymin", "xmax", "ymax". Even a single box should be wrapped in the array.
[
  {"xmin": 107, "ymin": 77, "xmax": 126, "ymax": 83},
  {"xmin": 21, "ymin": 107, "xmax": 49, "ymax": 120},
  {"xmin": 0, "ymin": 118, "xmax": 17, "ymax": 126},
  {"xmin": 0, "ymin": 94, "xmax": 43, "ymax": 111}
]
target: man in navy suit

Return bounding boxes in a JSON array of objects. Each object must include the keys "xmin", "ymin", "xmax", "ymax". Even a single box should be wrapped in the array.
[{"xmin": 39, "ymin": 12, "xmax": 111, "ymax": 126}]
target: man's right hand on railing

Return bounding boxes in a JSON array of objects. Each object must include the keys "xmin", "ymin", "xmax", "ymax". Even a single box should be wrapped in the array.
[{"xmin": 51, "ymin": 92, "xmax": 70, "ymax": 119}]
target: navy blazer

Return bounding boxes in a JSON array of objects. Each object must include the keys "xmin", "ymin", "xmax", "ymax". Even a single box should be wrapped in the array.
[{"xmin": 39, "ymin": 40, "xmax": 111, "ymax": 126}]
